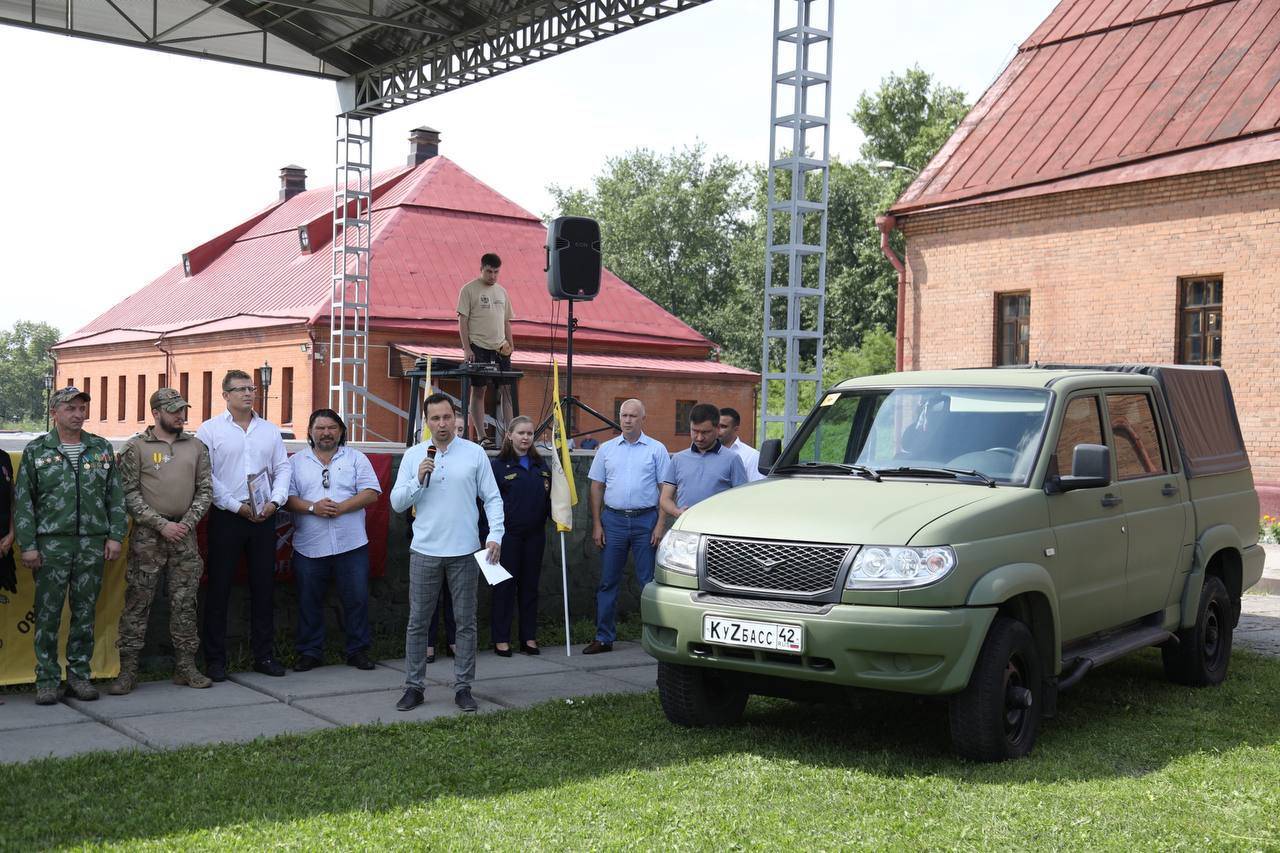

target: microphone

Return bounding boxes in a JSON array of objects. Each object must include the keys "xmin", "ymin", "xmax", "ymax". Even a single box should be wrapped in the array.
[{"xmin": 425, "ymin": 444, "xmax": 437, "ymax": 487}]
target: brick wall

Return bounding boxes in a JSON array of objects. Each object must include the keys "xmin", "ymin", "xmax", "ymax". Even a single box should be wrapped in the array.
[{"xmin": 898, "ymin": 161, "xmax": 1280, "ymax": 483}]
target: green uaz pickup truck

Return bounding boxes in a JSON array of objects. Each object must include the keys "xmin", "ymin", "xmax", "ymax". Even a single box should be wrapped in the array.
[{"xmin": 642, "ymin": 365, "xmax": 1263, "ymax": 761}]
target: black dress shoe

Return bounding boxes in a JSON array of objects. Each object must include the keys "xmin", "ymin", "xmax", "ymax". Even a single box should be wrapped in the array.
[
  {"xmin": 425, "ymin": 650, "xmax": 437, "ymax": 664},
  {"xmin": 254, "ymin": 658, "xmax": 286, "ymax": 677},
  {"xmin": 446, "ymin": 645, "xmax": 456, "ymax": 658},
  {"xmin": 520, "ymin": 643, "xmax": 541, "ymax": 656},
  {"xmin": 207, "ymin": 662, "xmax": 228, "ymax": 683},
  {"xmin": 493, "ymin": 644, "xmax": 513, "ymax": 658},
  {"xmin": 293, "ymin": 654, "xmax": 322, "ymax": 672},
  {"xmin": 582, "ymin": 640, "xmax": 613, "ymax": 655},
  {"xmin": 455, "ymin": 688, "xmax": 477, "ymax": 712},
  {"xmin": 396, "ymin": 688, "xmax": 424, "ymax": 711},
  {"xmin": 347, "ymin": 651, "xmax": 375, "ymax": 670}
]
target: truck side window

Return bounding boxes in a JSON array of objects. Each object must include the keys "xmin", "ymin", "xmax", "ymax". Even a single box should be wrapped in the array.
[
  {"xmin": 1107, "ymin": 393, "xmax": 1166, "ymax": 479},
  {"xmin": 1051, "ymin": 395, "xmax": 1104, "ymax": 477}
]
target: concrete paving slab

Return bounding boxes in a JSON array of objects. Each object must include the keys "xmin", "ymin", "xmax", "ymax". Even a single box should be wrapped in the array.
[
  {"xmin": 375, "ymin": 658, "xmax": 493, "ymax": 685},
  {"xmin": 0, "ymin": 721, "xmax": 143, "ymax": 764},
  {"xmin": 553, "ymin": 641, "xmax": 654, "ymax": 671},
  {"xmin": 469, "ymin": 669, "xmax": 650, "ymax": 710},
  {"xmin": 294, "ymin": 688, "xmax": 503, "ymax": 726},
  {"xmin": 469, "ymin": 650, "xmax": 570, "ymax": 680},
  {"xmin": 66, "ymin": 679, "xmax": 273, "ymax": 720},
  {"xmin": 595, "ymin": 665, "xmax": 658, "ymax": 689},
  {"xmin": 228, "ymin": 664, "xmax": 408, "ymax": 702},
  {"xmin": 0, "ymin": 693, "xmax": 95, "ymax": 731},
  {"xmin": 113, "ymin": 703, "xmax": 333, "ymax": 749},
  {"xmin": 1237, "ymin": 594, "xmax": 1280, "ymax": 657}
]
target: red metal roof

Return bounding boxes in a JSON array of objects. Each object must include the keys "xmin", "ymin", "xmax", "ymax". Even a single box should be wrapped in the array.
[
  {"xmin": 393, "ymin": 344, "xmax": 758, "ymax": 380},
  {"xmin": 891, "ymin": 0, "xmax": 1280, "ymax": 215},
  {"xmin": 66, "ymin": 156, "xmax": 715, "ymax": 357}
]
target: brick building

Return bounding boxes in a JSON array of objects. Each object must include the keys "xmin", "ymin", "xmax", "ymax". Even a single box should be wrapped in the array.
[
  {"xmin": 880, "ymin": 0, "xmax": 1280, "ymax": 484},
  {"xmin": 53, "ymin": 129, "xmax": 757, "ymax": 449}
]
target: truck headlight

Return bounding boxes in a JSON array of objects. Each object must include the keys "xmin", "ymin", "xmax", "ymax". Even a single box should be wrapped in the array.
[
  {"xmin": 846, "ymin": 545, "xmax": 956, "ymax": 589},
  {"xmin": 657, "ymin": 530, "xmax": 700, "ymax": 576}
]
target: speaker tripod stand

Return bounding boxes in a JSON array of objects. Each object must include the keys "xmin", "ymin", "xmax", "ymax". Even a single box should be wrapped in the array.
[{"xmin": 536, "ymin": 298, "xmax": 620, "ymax": 442}]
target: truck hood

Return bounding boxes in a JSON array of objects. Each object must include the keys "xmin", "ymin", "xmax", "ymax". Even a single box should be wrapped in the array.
[{"xmin": 673, "ymin": 477, "xmax": 1000, "ymax": 545}]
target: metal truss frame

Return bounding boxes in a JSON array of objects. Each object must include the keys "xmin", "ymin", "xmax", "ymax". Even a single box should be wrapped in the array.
[
  {"xmin": 760, "ymin": 0, "xmax": 832, "ymax": 444},
  {"xmin": 330, "ymin": 112, "xmax": 373, "ymax": 442},
  {"xmin": 348, "ymin": 0, "xmax": 712, "ymax": 113}
]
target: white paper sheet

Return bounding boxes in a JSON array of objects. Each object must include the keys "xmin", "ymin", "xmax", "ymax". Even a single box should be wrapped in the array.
[{"xmin": 473, "ymin": 549, "xmax": 513, "ymax": 585}]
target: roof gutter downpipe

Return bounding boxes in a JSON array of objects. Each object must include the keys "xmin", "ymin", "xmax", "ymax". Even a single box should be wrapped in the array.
[{"xmin": 876, "ymin": 214, "xmax": 907, "ymax": 371}]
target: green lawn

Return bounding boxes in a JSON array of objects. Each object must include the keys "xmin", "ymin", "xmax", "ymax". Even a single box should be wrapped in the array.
[{"xmin": 3, "ymin": 649, "xmax": 1279, "ymax": 851}]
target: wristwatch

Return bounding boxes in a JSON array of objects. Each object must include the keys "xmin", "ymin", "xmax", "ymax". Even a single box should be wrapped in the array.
[{"xmin": 307, "ymin": 504, "xmax": 315, "ymax": 514}]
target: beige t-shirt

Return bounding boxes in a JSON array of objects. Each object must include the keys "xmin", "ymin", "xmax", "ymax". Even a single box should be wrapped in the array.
[{"xmin": 457, "ymin": 278, "xmax": 514, "ymax": 350}]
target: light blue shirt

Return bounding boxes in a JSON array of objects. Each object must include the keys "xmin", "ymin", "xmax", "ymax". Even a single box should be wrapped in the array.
[
  {"xmin": 587, "ymin": 432, "xmax": 670, "ymax": 510},
  {"xmin": 391, "ymin": 436, "xmax": 505, "ymax": 557},
  {"xmin": 662, "ymin": 441, "xmax": 747, "ymax": 509},
  {"xmin": 288, "ymin": 446, "xmax": 382, "ymax": 559}
]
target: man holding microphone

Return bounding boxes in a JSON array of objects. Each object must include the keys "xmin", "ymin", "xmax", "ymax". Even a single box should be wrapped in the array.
[{"xmin": 391, "ymin": 393, "xmax": 504, "ymax": 713}]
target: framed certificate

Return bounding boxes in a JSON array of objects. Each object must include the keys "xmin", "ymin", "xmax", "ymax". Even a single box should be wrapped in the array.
[{"xmin": 247, "ymin": 469, "xmax": 272, "ymax": 517}]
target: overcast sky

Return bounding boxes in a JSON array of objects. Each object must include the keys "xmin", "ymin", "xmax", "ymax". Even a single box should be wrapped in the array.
[{"xmin": 0, "ymin": 0, "xmax": 1056, "ymax": 335}]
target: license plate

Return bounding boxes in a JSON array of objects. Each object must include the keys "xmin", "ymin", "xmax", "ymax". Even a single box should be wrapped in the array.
[{"xmin": 702, "ymin": 614, "xmax": 803, "ymax": 653}]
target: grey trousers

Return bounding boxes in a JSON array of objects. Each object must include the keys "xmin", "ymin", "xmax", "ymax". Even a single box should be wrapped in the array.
[{"xmin": 405, "ymin": 552, "xmax": 478, "ymax": 692}]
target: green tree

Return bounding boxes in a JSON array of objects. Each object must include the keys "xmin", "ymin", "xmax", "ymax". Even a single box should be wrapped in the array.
[
  {"xmin": 0, "ymin": 320, "xmax": 60, "ymax": 424},
  {"xmin": 548, "ymin": 144, "xmax": 759, "ymax": 367},
  {"xmin": 852, "ymin": 65, "xmax": 970, "ymax": 173}
]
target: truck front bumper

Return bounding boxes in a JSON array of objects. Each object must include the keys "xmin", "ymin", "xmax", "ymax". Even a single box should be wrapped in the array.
[{"xmin": 641, "ymin": 583, "xmax": 997, "ymax": 695}]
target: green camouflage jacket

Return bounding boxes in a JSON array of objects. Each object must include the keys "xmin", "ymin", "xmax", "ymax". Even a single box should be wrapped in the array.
[
  {"xmin": 14, "ymin": 430, "xmax": 128, "ymax": 551},
  {"xmin": 118, "ymin": 427, "xmax": 213, "ymax": 531}
]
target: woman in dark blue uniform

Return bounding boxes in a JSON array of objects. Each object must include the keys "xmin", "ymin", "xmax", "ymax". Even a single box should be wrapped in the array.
[{"xmin": 490, "ymin": 416, "xmax": 551, "ymax": 656}]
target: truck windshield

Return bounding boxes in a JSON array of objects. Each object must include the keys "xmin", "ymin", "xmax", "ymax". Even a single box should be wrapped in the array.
[{"xmin": 776, "ymin": 387, "xmax": 1052, "ymax": 486}]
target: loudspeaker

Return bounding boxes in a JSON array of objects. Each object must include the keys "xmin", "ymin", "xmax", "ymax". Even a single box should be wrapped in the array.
[{"xmin": 546, "ymin": 216, "xmax": 601, "ymax": 300}]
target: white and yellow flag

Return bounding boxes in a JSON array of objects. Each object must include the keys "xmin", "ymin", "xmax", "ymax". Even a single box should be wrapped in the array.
[{"xmin": 549, "ymin": 357, "xmax": 578, "ymax": 532}]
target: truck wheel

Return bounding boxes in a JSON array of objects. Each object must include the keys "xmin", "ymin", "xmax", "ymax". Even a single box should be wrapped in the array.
[
  {"xmin": 1162, "ymin": 575, "xmax": 1232, "ymax": 687},
  {"xmin": 657, "ymin": 661, "xmax": 748, "ymax": 727},
  {"xmin": 949, "ymin": 617, "xmax": 1042, "ymax": 762}
]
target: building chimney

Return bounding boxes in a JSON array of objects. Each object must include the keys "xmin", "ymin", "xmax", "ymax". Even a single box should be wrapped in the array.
[
  {"xmin": 408, "ymin": 127, "xmax": 440, "ymax": 166},
  {"xmin": 279, "ymin": 165, "xmax": 307, "ymax": 200}
]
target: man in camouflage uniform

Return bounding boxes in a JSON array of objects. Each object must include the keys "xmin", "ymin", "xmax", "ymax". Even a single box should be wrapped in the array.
[
  {"xmin": 15, "ymin": 386, "xmax": 127, "ymax": 705},
  {"xmin": 110, "ymin": 388, "xmax": 214, "ymax": 694}
]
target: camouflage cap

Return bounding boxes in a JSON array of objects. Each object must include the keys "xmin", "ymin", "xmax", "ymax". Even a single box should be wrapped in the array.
[
  {"xmin": 150, "ymin": 387, "xmax": 190, "ymax": 412},
  {"xmin": 49, "ymin": 386, "xmax": 91, "ymax": 408}
]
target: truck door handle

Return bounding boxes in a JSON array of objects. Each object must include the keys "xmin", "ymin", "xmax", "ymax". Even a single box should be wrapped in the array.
[
  {"xmin": 1101, "ymin": 494, "xmax": 1123, "ymax": 508},
  {"xmin": 1161, "ymin": 483, "xmax": 1177, "ymax": 497}
]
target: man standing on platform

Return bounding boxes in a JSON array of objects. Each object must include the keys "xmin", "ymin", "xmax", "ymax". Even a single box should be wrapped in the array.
[
  {"xmin": 718, "ymin": 407, "xmax": 765, "ymax": 482},
  {"xmin": 661, "ymin": 403, "xmax": 748, "ymax": 521},
  {"xmin": 110, "ymin": 388, "xmax": 213, "ymax": 694},
  {"xmin": 457, "ymin": 252, "xmax": 515, "ymax": 447},
  {"xmin": 14, "ymin": 386, "xmax": 127, "ymax": 705},
  {"xmin": 391, "ymin": 393, "xmax": 504, "ymax": 712},
  {"xmin": 583, "ymin": 398, "xmax": 669, "ymax": 655},
  {"xmin": 196, "ymin": 369, "xmax": 291, "ymax": 682}
]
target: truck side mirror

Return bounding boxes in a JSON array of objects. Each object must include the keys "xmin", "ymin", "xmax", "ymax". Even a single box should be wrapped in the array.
[
  {"xmin": 758, "ymin": 439, "xmax": 782, "ymax": 476},
  {"xmin": 1054, "ymin": 443, "xmax": 1111, "ymax": 492}
]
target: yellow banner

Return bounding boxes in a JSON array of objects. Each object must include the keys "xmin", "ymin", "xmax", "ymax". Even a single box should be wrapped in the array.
[
  {"xmin": 550, "ymin": 358, "xmax": 578, "ymax": 532},
  {"xmin": 0, "ymin": 450, "xmax": 126, "ymax": 686}
]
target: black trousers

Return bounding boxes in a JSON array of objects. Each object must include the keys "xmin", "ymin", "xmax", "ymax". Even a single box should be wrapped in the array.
[
  {"xmin": 203, "ymin": 507, "xmax": 277, "ymax": 665},
  {"xmin": 490, "ymin": 527, "xmax": 545, "ymax": 644}
]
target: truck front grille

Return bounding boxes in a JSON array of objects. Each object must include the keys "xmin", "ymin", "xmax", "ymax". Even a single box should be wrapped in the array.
[{"xmin": 703, "ymin": 537, "xmax": 852, "ymax": 596}]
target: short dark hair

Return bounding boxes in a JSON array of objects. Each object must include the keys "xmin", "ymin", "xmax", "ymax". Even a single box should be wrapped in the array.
[
  {"xmin": 689, "ymin": 402, "xmax": 720, "ymax": 427},
  {"xmin": 307, "ymin": 408, "xmax": 346, "ymax": 448},
  {"xmin": 719, "ymin": 407, "xmax": 742, "ymax": 427},
  {"xmin": 480, "ymin": 253, "xmax": 501, "ymax": 269},
  {"xmin": 222, "ymin": 369, "xmax": 252, "ymax": 392},
  {"xmin": 423, "ymin": 392, "xmax": 454, "ymax": 416}
]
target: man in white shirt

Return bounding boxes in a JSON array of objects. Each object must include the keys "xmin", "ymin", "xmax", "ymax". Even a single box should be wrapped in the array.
[
  {"xmin": 195, "ymin": 369, "xmax": 292, "ymax": 681},
  {"xmin": 719, "ymin": 407, "xmax": 765, "ymax": 482},
  {"xmin": 285, "ymin": 408, "xmax": 382, "ymax": 672},
  {"xmin": 391, "ymin": 392, "xmax": 504, "ymax": 713}
]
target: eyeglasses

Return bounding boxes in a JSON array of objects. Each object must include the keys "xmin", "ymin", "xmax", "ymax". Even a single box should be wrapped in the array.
[
  {"xmin": 322, "ymin": 468, "xmax": 330, "ymax": 489},
  {"xmin": 226, "ymin": 386, "xmax": 257, "ymax": 394}
]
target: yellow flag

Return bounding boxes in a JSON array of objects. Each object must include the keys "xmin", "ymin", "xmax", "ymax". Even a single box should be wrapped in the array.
[
  {"xmin": 421, "ymin": 355, "xmax": 433, "ymax": 443},
  {"xmin": 549, "ymin": 357, "xmax": 577, "ymax": 532}
]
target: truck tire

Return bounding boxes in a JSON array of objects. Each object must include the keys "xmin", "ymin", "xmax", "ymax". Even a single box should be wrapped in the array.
[
  {"xmin": 1162, "ymin": 574, "xmax": 1232, "ymax": 687},
  {"xmin": 657, "ymin": 661, "xmax": 748, "ymax": 727},
  {"xmin": 949, "ymin": 617, "xmax": 1042, "ymax": 762}
]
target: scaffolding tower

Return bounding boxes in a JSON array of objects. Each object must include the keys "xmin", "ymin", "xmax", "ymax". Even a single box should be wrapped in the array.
[
  {"xmin": 330, "ymin": 112, "xmax": 374, "ymax": 441},
  {"xmin": 761, "ymin": 0, "xmax": 833, "ymax": 443}
]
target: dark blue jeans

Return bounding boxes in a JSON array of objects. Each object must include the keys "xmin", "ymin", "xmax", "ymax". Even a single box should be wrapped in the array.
[
  {"xmin": 596, "ymin": 508, "xmax": 657, "ymax": 644},
  {"xmin": 293, "ymin": 545, "xmax": 372, "ymax": 658}
]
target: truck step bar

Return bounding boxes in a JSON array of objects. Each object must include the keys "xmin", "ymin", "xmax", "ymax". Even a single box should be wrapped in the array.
[{"xmin": 1058, "ymin": 624, "xmax": 1175, "ymax": 691}]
